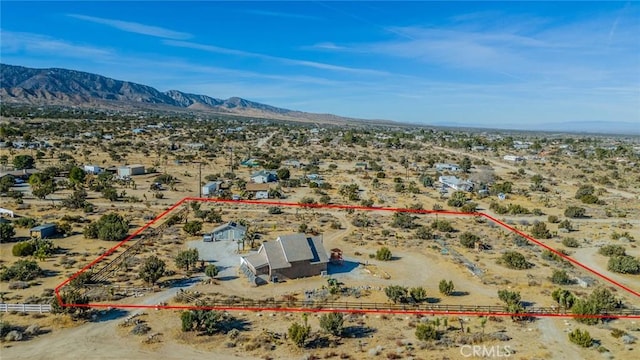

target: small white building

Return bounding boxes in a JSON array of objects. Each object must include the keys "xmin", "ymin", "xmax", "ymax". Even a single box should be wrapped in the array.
[
  {"xmin": 83, "ymin": 165, "xmax": 103, "ymax": 175},
  {"xmin": 203, "ymin": 221, "xmax": 247, "ymax": 242},
  {"xmin": 435, "ymin": 163, "xmax": 460, "ymax": 172},
  {"xmin": 250, "ymin": 170, "xmax": 277, "ymax": 184},
  {"xmin": 117, "ymin": 164, "xmax": 145, "ymax": 179},
  {"xmin": 201, "ymin": 181, "xmax": 222, "ymax": 196},
  {"xmin": 503, "ymin": 155, "xmax": 524, "ymax": 162}
]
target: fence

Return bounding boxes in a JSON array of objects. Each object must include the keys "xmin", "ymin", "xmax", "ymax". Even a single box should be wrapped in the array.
[{"xmin": 0, "ymin": 303, "xmax": 52, "ymax": 313}]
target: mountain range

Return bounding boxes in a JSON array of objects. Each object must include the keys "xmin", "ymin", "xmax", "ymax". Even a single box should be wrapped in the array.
[{"xmin": 0, "ymin": 64, "xmax": 377, "ymax": 124}]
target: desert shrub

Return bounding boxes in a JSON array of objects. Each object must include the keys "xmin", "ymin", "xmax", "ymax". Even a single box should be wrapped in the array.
[
  {"xmin": 565, "ymin": 206, "xmax": 586, "ymax": 218},
  {"xmin": 439, "ymin": 279, "xmax": 454, "ymax": 296},
  {"xmin": 551, "ymin": 270, "xmax": 572, "ymax": 285},
  {"xmin": 0, "ymin": 260, "xmax": 42, "ymax": 281},
  {"xmin": 447, "ymin": 191, "xmax": 468, "ymax": 207},
  {"xmin": 415, "ymin": 226, "xmax": 434, "ymax": 240},
  {"xmin": 569, "ymin": 329, "xmax": 592, "ymax": 347},
  {"xmin": 415, "ymin": 324, "xmax": 439, "ymax": 341},
  {"xmin": 0, "ymin": 223, "xmax": 15, "ymax": 242},
  {"xmin": 431, "ymin": 220, "xmax": 454, "ymax": 232},
  {"xmin": 139, "ymin": 256, "xmax": 166, "ymax": 285},
  {"xmin": 608, "ymin": 255, "xmax": 640, "ymax": 274},
  {"xmin": 599, "ymin": 245, "xmax": 626, "ymax": 257},
  {"xmin": 500, "ymin": 251, "xmax": 532, "ymax": 270},
  {"xmin": 409, "ymin": 287, "xmax": 427, "ymax": 302},
  {"xmin": 562, "ymin": 237, "xmax": 580, "ymax": 248},
  {"xmin": 375, "ymin": 247, "xmax": 392, "ymax": 261},
  {"xmin": 391, "ymin": 212, "xmax": 417, "ymax": 229},
  {"xmin": 531, "ymin": 222, "xmax": 552, "ymax": 239},
  {"xmin": 385, "ymin": 285, "xmax": 408, "ymax": 303},
  {"xmin": 319, "ymin": 312, "xmax": 344, "ymax": 336},
  {"xmin": 288, "ymin": 320, "xmax": 311, "ymax": 347},
  {"xmin": 548, "ymin": 215, "xmax": 559, "ymax": 223},
  {"xmin": 183, "ymin": 220, "xmax": 203, "ymax": 236},
  {"xmin": 12, "ymin": 242, "xmax": 36, "ymax": 257},
  {"xmin": 14, "ymin": 217, "xmax": 38, "ymax": 228},
  {"xmin": 267, "ymin": 207, "xmax": 283, "ymax": 214},
  {"xmin": 83, "ymin": 213, "xmax": 129, "ymax": 241},
  {"xmin": 205, "ymin": 264, "xmax": 219, "ymax": 278},
  {"xmin": 459, "ymin": 232, "xmax": 479, "ymax": 248}
]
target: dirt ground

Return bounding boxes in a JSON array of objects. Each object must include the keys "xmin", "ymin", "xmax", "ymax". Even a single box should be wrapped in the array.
[{"xmin": 1, "ymin": 120, "xmax": 639, "ymax": 359}]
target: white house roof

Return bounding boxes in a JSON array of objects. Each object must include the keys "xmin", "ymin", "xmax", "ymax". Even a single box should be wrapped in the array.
[{"xmin": 212, "ymin": 221, "xmax": 247, "ymax": 234}]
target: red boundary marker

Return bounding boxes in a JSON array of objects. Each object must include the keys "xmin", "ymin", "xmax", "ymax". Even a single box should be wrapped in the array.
[{"xmin": 55, "ymin": 197, "xmax": 640, "ymax": 319}]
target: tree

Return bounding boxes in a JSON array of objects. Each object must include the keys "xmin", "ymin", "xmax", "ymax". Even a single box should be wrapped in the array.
[
  {"xmin": 552, "ymin": 288, "xmax": 575, "ymax": 309},
  {"xmin": 460, "ymin": 156, "xmax": 472, "ymax": 173},
  {"xmin": 139, "ymin": 256, "xmax": 166, "ymax": 285},
  {"xmin": 439, "ymin": 279, "xmax": 455, "ymax": 296},
  {"xmin": 385, "ymin": 285, "xmax": 408, "ymax": 304},
  {"xmin": 0, "ymin": 260, "xmax": 42, "ymax": 281},
  {"xmin": 500, "ymin": 251, "xmax": 532, "ymax": 269},
  {"xmin": 62, "ymin": 189, "xmax": 89, "ymax": 209},
  {"xmin": 375, "ymin": 247, "xmax": 392, "ymax": 261},
  {"xmin": 447, "ymin": 191, "xmax": 468, "ymax": 207},
  {"xmin": 205, "ymin": 264, "xmax": 219, "ymax": 278},
  {"xmin": 498, "ymin": 289, "xmax": 521, "ymax": 306},
  {"xmin": 288, "ymin": 316, "xmax": 311, "ymax": 347},
  {"xmin": 568, "ymin": 329, "xmax": 592, "ymax": 348},
  {"xmin": 29, "ymin": 173, "xmax": 56, "ymax": 202},
  {"xmin": 175, "ymin": 248, "xmax": 199, "ymax": 272},
  {"xmin": 68, "ymin": 166, "xmax": 86, "ymax": 188},
  {"xmin": 12, "ymin": 241, "xmax": 36, "ymax": 256},
  {"xmin": 84, "ymin": 213, "xmax": 129, "ymax": 241},
  {"xmin": 0, "ymin": 223, "xmax": 15, "ymax": 242},
  {"xmin": 0, "ymin": 175, "xmax": 15, "ymax": 193},
  {"xmin": 459, "ymin": 232, "xmax": 479, "ymax": 248},
  {"xmin": 276, "ymin": 168, "xmax": 290, "ymax": 181},
  {"xmin": 12, "ymin": 155, "xmax": 35, "ymax": 170},
  {"xmin": 410, "ymin": 287, "xmax": 427, "ymax": 302},
  {"xmin": 415, "ymin": 323, "xmax": 439, "ymax": 341},
  {"xmin": 319, "ymin": 312, "xmax": 344, "ymax": 336},
  {"xmin": 183, "ymin": 220, "xmax": 203, "ymax": 236}
]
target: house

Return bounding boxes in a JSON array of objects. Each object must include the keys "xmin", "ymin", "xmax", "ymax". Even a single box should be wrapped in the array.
[
  {"xmin": 245, "ymin": 183, "xmax": 271, "ymax": 199},
  {"xmin": 435, "ymin": 163, "xmax": 460, "ymax": 172},
  {"xmin": 29, "ymin": 223, "xmax": 57, "ymax": 238},
  {"xmin": 240, "ymin": 233, "xmax": 329, "ymax": 283},
  {"xmin": 503, "ymin": 155, "xmax": 524, "ymax": 162},
  {"xmin": 283, "ymin": 159, "xmax": 303, "ymax": 168},
  {"xmin": 203, "ymin": 221, "xmax": 247, "ymax": 242},
  {"xmin": 0, "ymin": 208, "xmax": 14, "ymax": 218},
  {"xmin": 201, "ymin": 181, "xmax": 222, "ymax": 197},
  {"xmin": 117, "ymin": 165, "xmax": 145, "ymax": 179},
  {"xmin": 83, "ymin": 165, "xmax": 103, "ymax": 175},
  {"xmin": 439, "ymin": 175, "xmax": 474, "ymax": 192},
  {"xmin": 250, "ymin": 170, "xmax": 277, "ymax": 184}
]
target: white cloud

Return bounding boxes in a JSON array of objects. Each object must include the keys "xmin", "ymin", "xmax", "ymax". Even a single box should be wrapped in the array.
[
  {"xmin": 68, "ymin": 14, "xmax": 192, "ymax": 40},
  {"xmin": 163, "ymin": 40, "xmax": 390, "ymax": 76},
  {"xmin": 0, "ymin": 30, "xmax": 113, "ymax": 59}
]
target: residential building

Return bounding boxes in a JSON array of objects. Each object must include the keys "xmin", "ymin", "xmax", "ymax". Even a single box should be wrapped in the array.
[
  {"xmin": 435, "ymin": 163, "xmax": 460, "ymax": 172},
  {"xmin": 250, "ymin": 170, "xmax": 277, "ymax": 184},
  {"xmin": 83, "ymin": 165, "xmax": 103, "ymax": 175},
  {"xmin": 203, "ymin": 222, "xmax": 247, "ymax": 242},
  {"xmin": 201, "ymin": 181, "xmax": 222, "ymax": 197},
  {"xmin": 117, "ymin": 165, "xmax": 145, "ymax": 179},
  {"xmin": 245, "ymin": 183, "xmax": 271, "ymax": 199},
  {"xmin": 438, "ymin": 175, "xmax": 474, "ymax": 192},
  {"xmin": 241, "ymin": 233, "xmax": 329, "ymax": 283}
]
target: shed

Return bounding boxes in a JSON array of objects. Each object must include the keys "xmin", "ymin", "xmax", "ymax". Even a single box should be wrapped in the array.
[
  {"xmin": 29, "ymin": 223, "xmax": 57, "ymax": 238},
  {"xmin": 117, "ymin": 164, "xmax": 145, "ymax": 179},
  {"xmin": 202, "ymin": 181, "xmax": 222, "ymax": 196},
  {"xmin": 83, "ymin": 165, "xmax": 103, "ymax": 175},
  {"xmin": 204, "ymin": 221, "xmax": 247, "ymax": 242}
]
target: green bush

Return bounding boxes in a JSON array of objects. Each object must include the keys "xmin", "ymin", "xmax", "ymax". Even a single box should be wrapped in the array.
[
  {"xmin": 83, "ymin": 213, "xmax": 129, "ymax": 241},
  {"xmin": 409, "ymin": 287, "xmax": 427, "ymax": 302},
  {"xmin": 608, "ymin": 255, "xmax": 640, "ymax": 274},
  {"xmin": 0, "ymin": 260, "xmax": 42, "ymax": 281},
  {"xmin": 14, "ymin": 217, "xmax": 38, "ymax": 228},
  {"xmin": 459, "ymin": 232, "xmax": 479, "ymax": 248},
  {"xmin": 551, "ymin": 270, "xmax": 572, "ymax": 285},
  {"xmin": 12, "ymin": 241, "xmax": 36, "ymax": 257},
  {"xmin": 568, "ymin": 329, "xmax": 592, "ymax": 347},
  {"xmin": 565, "ymin": 206, "xmax": 586, "ymax": 218},
  {"xmin": 562, "ymin": 237, "xmax": 580, "ymax": 248},
  {"xmin": 288, "ymin": 320, "xmax": 311, "ymax": 347},
  {"xmin": 598, "ymin": 245, "xmax": 626, "ymax": 257},
  {"xmin": 375, "ymin": 247, "xmax": 392, "ymax": 261},
  {"xmin": 439, "ymin": 279, "xmax": 454, "ymax": 296},
  {"xmin": 415, "ymin": 323, "xmax": 439, "ymax": 341},
  {"xmin": 319, "ymin": 312, "xmax": 344, "ymax": 336},
  {"xmin": 500, "ymin": 251, "xmax": 532, "ymax": 270}
]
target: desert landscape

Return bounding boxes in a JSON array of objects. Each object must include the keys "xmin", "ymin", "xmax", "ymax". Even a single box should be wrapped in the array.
[{"xmin": 1, "ymin": 100, "xmax": 639, "ymax": 359}]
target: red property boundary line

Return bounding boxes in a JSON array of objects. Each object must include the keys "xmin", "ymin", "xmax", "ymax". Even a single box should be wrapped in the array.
[{"xmin": 55, "ymin": 197, "xmax": 640, "ymax": 319}]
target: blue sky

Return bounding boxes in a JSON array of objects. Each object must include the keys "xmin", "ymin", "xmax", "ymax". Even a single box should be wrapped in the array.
[{"xmin": 1, "ymin": 1, "xmax": 639, "ymax": 130}]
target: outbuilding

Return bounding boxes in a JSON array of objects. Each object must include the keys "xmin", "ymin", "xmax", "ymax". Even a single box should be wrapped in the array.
[
  {"xmin": 117, "ymin": 164, "xmax": 145, "ymax": 179},
  {"xmin": 29, "ymin": 223, "xmax": 57, "ymax": 238}
]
